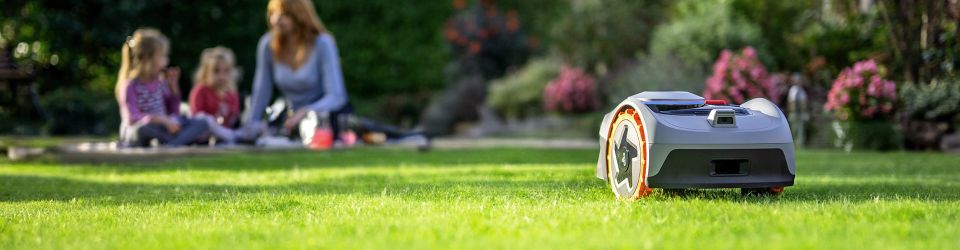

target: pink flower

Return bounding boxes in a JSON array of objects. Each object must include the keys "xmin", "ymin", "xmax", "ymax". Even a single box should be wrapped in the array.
[
  {"xmin": 749, "ymin": 68, "xmax": 764, "ymax": 81},
  {"xmin": 719, "ymin": 50, "xmax": 733, "ymax": 60},
  {"xmin": 883, "ymin": 81, "xmax": 897, "ymax": 100},
  {"xmin": 854, "ymin": 59, "xmax": 877, "ymax": 73},
  {"xmin": 847, "ymin": 75, "xmax": 863, "ymax": 88},
  {"xmin": 742, "ymin": 47, "xmax": 757, "ymax": 59},
  {"xmin": 861, "ymin": 106, "xmax": 877, "ymax": 118},
  {"xmin": 703, "ymin": 46, "xmax": 781, "ymax": 105},
  {"xmin": 825, "ymin": 59, "xmax": 897, "ymax": 121},
  {"xmin": 543, "ymin": 65, "xmax": 599, "ymax": 113},
  {"xmin": 706, "ymin": 76, "xmax": 723, "ymax": 93},
  {"xmin": 727, "ymin": 87, "xmax": 744, "ymax": 103}
]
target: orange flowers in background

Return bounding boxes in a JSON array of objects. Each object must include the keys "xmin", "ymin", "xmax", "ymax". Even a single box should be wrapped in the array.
[{"xmin": 443, "ymin": 0, "xmax": 531, "ymax": 56}]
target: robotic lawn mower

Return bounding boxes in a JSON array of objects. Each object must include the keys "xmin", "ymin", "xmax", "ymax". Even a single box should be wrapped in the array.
[{"xmin": 596, "ymin": 91, "xmax": 795, "ymax": 199}]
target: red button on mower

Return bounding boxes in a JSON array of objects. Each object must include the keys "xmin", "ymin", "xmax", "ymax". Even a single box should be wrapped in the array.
[{"xmin": 705, "ymin": 99, "xmax": 728, "ymax": 105}]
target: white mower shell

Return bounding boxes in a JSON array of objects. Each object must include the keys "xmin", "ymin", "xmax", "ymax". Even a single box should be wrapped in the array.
[{"xmin": 597, "ymin": 91, "xmax": 795, "ymax": 198}]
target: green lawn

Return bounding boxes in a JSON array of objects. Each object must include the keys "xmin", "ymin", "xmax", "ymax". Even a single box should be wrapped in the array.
[{"xmin": 1, "ymin": 148, "xmax": 958, "ymax": 249}]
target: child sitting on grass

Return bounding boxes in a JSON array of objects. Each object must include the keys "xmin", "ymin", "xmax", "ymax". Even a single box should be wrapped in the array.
[
  {"xmin": 116, "ymin": 28, "xmax": 208, "ymax": 147},
  {"xmin": 189, "ymin": 46, "xmax": 242, "ymax": 144}
]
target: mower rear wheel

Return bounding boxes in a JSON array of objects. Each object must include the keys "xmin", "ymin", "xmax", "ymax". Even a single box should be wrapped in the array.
[{"xmin": 741, "ymin": 187, "xmax": 785, "ymax": 196}]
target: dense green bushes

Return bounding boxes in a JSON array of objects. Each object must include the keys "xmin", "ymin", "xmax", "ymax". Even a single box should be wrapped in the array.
[
  {"xmin": 2, "ymin": 0, "xmax": 579, "ymax": 135},
  {"xmin": 551, "ymin": 0, "xmax": 666, "ymax": 74},
  {"xmin": 39, "ymin": 88, "xmax": 118, "ymax": 135},
  {"xmin": 899, "ymin": 79, "xmax": 960, "ymax": 149},
  {"xmin": 486, "ymin": 58, "xmax": 558, "ymax": 120},
  {"xmin": 604, "ymin": 55, "xmax": 704, "ymax": 105},
  {"xmin": 649, "ymin": 0, "xmax": 766, "ymax": 69},
  {"xmin": 900, "ymin": 80, "xmax": 960, "ymax": 121},
  {"xmin": 6, "ymin": 0, "xmax": 960, "ymax": 146},
  {"xmin": 481, "ymin": 0, "xmax": 670, "ymax": 120},
  {"xmin": 314, "ymin": 1, "xmax": 451, "ymax": 96},
  {"xmin": 1, "ymin": 0, "xmax": 457, "ymax": 134},
  {"xmin": 2, "ymin": 0, "xmax": 458, "ymax": 97}
]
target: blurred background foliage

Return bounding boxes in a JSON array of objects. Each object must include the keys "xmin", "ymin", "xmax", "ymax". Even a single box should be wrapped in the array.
[
  {"xmin": 650, "ymin": 0, "xmax": 768, "ymax": 70},
  {"xmin": 0, "ymin": 0, "xmax": 565, "ymax": 135},
  {"xmin": 1, "ymin": 0, "xmax": 453, "ymax": 134},
  {"xmin": 4, "ymin": 0, "xmax": 960, "ymax": 150},
  {"xmin": 486, "ymin": 58, "xmax": 558, "ymax": 121},
  {"xmin": 551, "ymin": 0, "xmax": 667, "ymax": 75}
]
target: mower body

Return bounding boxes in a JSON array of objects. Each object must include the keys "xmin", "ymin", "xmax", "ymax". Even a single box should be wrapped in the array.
[{"xmin": 597, "ymin": 91, "xmax": 795, "ymax": 196}]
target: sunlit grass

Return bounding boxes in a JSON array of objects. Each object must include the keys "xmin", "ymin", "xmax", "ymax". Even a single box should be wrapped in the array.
[{"xmin": 1, "ymin": 148, "xmax": 958, "ymax": 249}]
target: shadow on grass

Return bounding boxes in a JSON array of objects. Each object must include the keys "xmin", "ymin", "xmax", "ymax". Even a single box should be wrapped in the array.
[
  {"xmin": 22, "ymin": 148, "xmax": 598, "ymax": 173},
  {"xmin": 3, "ymin": 172, "xmax": 959, "ymax": 206},
  {"xmin": 652, "ymin": 181, "xmax": 960, "ymax": 203},
  {"xmin": 6, "ymin": 149, "xmax": 959, "ymax": 204},
  {"xmin": 0, "ymin": 173, "xmax": 601, "ymax": 205}
]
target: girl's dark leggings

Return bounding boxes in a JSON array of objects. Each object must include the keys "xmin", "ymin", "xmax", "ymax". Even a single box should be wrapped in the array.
[{"xmin": 128, "ymin": 117, "xmax": 209, "ymax": 147}]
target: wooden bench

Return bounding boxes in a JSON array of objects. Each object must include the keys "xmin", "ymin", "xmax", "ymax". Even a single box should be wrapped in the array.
[{"xmin": 0, "ymin": 47, "xmax": 44, "ymax": 119}]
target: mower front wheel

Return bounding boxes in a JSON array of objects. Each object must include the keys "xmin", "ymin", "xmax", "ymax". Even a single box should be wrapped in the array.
[{"xmin": 604, "ymin": 107, "xmax": 652, "ymax": 200}]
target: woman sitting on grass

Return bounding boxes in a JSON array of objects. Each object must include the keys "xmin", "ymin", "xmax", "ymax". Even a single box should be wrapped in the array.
[
  {"xmin": 247, "ymin": 0, "xmax": 429, "ymax": 148},
  {"xmin": 189, "ymin": 46, "xmax": 243, "ymax": 144},
  {"xmin": 247, "ymin": 0, "xmax": 349, "ymax": 141},
  {"xmin": 115, "ymin": 28, "xmax": 208, "ymax": 147}
]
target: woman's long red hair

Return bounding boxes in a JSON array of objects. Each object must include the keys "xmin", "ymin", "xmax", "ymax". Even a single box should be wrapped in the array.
[{"xmin": 267, "ymin": 0, "xmax": 329, "ymax": 68}]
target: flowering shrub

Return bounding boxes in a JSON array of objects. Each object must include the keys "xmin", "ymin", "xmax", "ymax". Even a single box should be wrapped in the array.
[
  {"xmin": 704, "ymin": 47, "xmax": 781, "ymax": 104},
  {"xmin": 543, "ymin": 65, "xmax": 600, "ymax": 113},
  {"xmin": 444, "ymin": 0, "xmax": 532, "ymax": 58},
  {"xmin": 424, "ymin": 0, "xmax": 533, "ymax": 135},
  {"xmin": 488, "ymin": 58, "xmax": 559, "ymax": 119},
  {"xmin": 824, "ymin": 59, "xmax": 897, "ymax": 121},
  {"xmin": 899, "ymin": 79, "xmax": 960, "ymax": 150}
]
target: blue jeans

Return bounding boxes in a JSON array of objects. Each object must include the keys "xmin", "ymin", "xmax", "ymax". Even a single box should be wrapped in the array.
[{"xmin": 122, "ymin": 116, "xmax": 209, "ymax": 147}]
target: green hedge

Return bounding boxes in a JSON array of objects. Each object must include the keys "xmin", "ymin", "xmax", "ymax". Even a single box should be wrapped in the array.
[
  {"xmin": 2, "ymin": 0, "xmax": 574, "ymax": 134},
  {"xmin": 2, "ymin": 0, "xmax": 455, "ymax": 97},
  {"xmin": 551, "ymin": 0, "xmax": 667, "ymax": 74},
  {"xmin": 1, "ymin": 0, "xmax": 458, "ymax": 134},
  {"xmin": 649, "ymin": 0, "xmax": 766, "ymax": 69}
]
